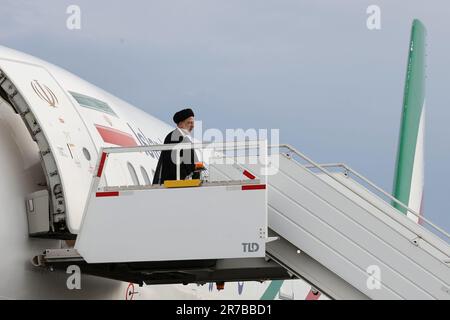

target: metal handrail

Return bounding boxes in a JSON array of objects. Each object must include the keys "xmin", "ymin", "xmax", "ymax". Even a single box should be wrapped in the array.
[
  {"xmin": 102, "ymin": 140, "xmax": 265, "ymax": 154},
  {"xmin": 98, "ymin": 140, "xmax": 267, "ymax": 182},
  {"xmin": 94, "ymin": 141, "xmax": 449, "ymax": 253},
  {"xmin": 271, "ymin": 144, "xmax": 450, "ymax": 248},
  {"xmin": 303, "ymin": 163, "xmax": 347, "ymax": 170}
]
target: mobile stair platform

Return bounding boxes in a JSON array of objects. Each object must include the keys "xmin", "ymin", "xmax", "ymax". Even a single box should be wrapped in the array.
[{"xmin": 33, "ymin": 141, "xmax": 450, "ymax": 299}]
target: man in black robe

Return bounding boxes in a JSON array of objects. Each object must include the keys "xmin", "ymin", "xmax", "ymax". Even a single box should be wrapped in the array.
[{"xmin": 152, "ymin": 108, "xmax": 203, "ymax": 185}]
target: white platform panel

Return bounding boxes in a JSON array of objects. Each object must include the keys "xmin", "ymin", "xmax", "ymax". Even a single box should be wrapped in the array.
[{"xmin": 76, "ymin": 184, "xmax": 267, "ymax": 263}]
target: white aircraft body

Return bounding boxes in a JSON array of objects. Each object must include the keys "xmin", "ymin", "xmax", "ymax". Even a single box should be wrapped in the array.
[{"xmin": 0, "ymin": 43, "xmax": 321, "ymax": 300}]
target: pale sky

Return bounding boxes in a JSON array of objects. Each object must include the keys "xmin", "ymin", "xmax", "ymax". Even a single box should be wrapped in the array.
[{"xmin": 1, "ymin": 0, "xmax": 450, "ymax": 233}]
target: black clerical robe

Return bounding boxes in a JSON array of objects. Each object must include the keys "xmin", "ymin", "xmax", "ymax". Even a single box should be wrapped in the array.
[{"xmin": 152, "ymin": 128, "xmax": 199, "ymax": 185}]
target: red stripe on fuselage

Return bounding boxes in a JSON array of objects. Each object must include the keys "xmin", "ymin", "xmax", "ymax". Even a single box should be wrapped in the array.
[{"xmin": 95, "ymin": 124, "xmax": 138, "ymax": 147}]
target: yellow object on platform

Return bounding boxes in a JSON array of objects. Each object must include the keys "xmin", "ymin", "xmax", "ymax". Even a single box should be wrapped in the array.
[{"xmin": 164, "ymin": 179, "xmax": 202, "ymax": 188}]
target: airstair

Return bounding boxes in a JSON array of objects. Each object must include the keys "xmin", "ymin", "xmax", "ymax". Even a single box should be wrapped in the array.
[{"xmin": 33, "ymin": 141, "xmax": 450, "ymax": 299}]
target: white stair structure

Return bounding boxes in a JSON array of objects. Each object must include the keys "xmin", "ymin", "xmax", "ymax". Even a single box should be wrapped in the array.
[
  {"xmin": 209, "ymin": 144, "xmax": 450, "ymax": 300},
  {"xmin": 34, "ymin": 142, "xmax": 450, "ymax": 299}
]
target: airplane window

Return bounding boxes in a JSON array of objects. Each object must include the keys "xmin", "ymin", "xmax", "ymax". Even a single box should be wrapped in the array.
[
  {"xmin": 127, "ymin": 162, "xmax": 140, "ymax": 186},
  {"xmin": 140, "ymin": 166, "xmax": 151, "ymax": 185},
  {"xmin": 82, "ymin": 147, "xmax": 91, "ymax": 161}
]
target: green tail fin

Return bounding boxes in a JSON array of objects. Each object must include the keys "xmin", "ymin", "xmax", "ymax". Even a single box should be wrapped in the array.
[{"xmin": 392, "ymin": 19, "xmax": 426, "ymax": 223}]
